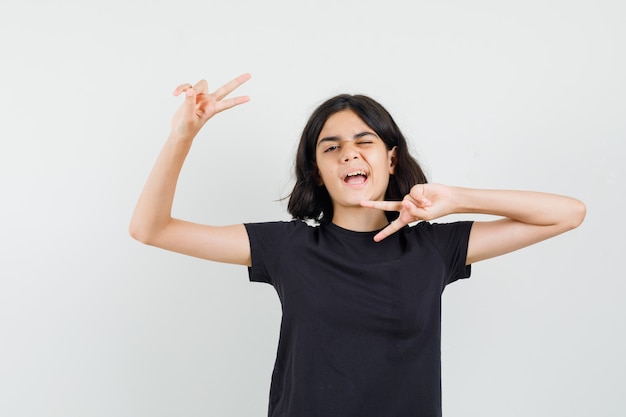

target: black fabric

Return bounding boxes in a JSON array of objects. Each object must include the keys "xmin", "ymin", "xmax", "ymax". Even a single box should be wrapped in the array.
[{"xmin": 244, "ymin": 220, "xmax": 473, "ymax": 417}]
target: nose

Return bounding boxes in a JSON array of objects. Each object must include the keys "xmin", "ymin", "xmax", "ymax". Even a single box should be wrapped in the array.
[{"xmin": 341, "ymin": 143, "xmax": 360, "ymax": 162}]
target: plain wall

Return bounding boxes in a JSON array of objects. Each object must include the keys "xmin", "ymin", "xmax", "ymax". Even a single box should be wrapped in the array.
[{"xmin": 1, "ymin": 0, "xmax": 624, "ymax": 416}]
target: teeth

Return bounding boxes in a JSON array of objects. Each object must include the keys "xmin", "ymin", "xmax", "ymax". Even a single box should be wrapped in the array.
[{"xmin": 346, "ymin": 170, "xmax": 367, "ymax": 177}]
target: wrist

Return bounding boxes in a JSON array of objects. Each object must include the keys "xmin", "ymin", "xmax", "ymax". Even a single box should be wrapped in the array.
[
  {"xmin": 445, "ymin": 185, "xmax": 461, "ymax": 213},
  {"xmin": 449, "ymin": 186, "xmax": 476, "ymax": 214},
  {"xmin": 167, "ymin": 131, "xmax": 195, "ymax": 147}
]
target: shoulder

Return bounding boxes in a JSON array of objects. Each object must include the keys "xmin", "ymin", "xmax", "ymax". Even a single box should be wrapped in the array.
[
  {"xmin": 408, "ymin": 221, "xmax": 474, "ymax": 281},
  {"xmin": 244, "ymin": 219, "xmax": 313, "ymax": 232},
  {"xmin": 408, "ymin": 220, "xmax": 473, "ymax": 234},
  {"xmin": 244, "ymin": 219, "xmax": 317, "ymax": 241},
  {"xmin": 244, "ymin": 220, "xmax": 318, "ymax": 279},
  {"xmin": 406, "ymin": 220, "xmax": 474, "ymax": 247}
]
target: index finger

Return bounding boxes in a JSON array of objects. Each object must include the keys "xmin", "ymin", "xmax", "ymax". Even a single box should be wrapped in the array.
[
  {"xmin": 212, "ymin": 73, "xmax": 252, "ymax": 101},
  {"xmin": 360, "ymin": 200, "xmax": 404, "ymax": 212},
  {"xmin": 373, "ymin": 218, "xmax": 408, "ymax": 242}
]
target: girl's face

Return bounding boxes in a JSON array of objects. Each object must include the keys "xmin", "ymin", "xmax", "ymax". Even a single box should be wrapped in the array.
[{"xmin": 315, "ymin": 109, "xmax": 397, "ymax": 214}]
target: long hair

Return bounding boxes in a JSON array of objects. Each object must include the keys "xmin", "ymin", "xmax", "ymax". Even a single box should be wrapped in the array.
[{"xmin": 287, "ymin": 94, "xmax": 427, "ymax": 224}]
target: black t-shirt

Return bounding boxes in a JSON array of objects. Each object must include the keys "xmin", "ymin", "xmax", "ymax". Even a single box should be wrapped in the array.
[{"xmin": 245, "ymin": 220, "xmax": 473, "ymax": 417}]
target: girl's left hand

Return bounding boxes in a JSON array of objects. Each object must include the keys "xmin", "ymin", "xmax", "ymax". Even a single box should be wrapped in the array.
[{"xmin": 361, "ymin": 183, "xmax": 455, "ymax": 242}]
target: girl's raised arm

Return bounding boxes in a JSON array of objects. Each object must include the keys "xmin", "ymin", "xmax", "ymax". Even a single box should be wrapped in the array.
[{"xmin": 129, "ymin": 74, "xmax": 253, "ymax": 266}]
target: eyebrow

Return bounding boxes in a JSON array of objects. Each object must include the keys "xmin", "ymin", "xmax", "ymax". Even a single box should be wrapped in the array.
[{"xmin": 316, "ymin": 131, "xmax": 378, "ymax": 148}]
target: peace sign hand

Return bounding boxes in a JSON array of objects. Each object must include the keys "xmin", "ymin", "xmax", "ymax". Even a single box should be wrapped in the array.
[
  {"xmin": 361, "ymin": 183, "xmax": 455, "ymax": 242},
  {"xmin": 170, "ymin": 73, "xmax": 251, "ymax": 140}
]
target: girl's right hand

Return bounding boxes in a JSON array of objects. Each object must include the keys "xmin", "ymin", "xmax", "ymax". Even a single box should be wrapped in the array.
[{"xmin": 170, "ymin": 73, "xmax": 251, "ymax": 140}]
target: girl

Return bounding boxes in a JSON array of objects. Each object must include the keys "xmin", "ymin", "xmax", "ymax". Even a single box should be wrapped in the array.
[{"xmin": 129, "ymin": 73, "xmax": 586, "ymax": 417}]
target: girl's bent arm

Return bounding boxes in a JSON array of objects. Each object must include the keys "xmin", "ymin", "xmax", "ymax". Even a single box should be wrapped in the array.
[
  {"xmin": 129, "ymin": 75, "xmax": 252, "ymax": 266},
  {"xmin": 456, "ymin": 187, "xmax": 586, "ymax": 264},
  {"xmin": 361, "ymin": 184, "xmax": 586, "ymax": 264}
]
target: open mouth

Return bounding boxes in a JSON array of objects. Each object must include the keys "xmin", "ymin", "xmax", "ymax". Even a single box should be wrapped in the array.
[{"xmin": 344, "ymin": 170, "xmax": 368, "ymax": 185}]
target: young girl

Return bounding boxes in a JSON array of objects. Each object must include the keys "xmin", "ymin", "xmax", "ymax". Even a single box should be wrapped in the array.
[{"xmin": 129, "ymin": 73, "xmax": 586, "ymax": 417}]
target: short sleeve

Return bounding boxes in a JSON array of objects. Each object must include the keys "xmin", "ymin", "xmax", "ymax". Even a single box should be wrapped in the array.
[
  {"xmin": 417, "ymin": 221, "xmax": 474, "ymax": 285},
  {"xmin": 244, "ymin": 221, "xmax": 300, "ymax": 285}
]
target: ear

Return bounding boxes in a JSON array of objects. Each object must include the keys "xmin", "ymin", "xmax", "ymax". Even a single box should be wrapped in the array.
[{"xmin": 388, "ymin": 146, "xmax": 398, "ymax": 175}]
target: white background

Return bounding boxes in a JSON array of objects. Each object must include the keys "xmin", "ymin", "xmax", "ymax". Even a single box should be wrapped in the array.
[{"xmin": 1, "ymin": 0, "xmax": 624, "ymax": 416}]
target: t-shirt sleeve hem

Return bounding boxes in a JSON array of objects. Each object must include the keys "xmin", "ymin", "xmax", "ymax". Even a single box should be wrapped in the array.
[
  {"xmin": 447, "ymin": 221, "xmax": 474, "ymax": 285},
  {"xmin": 243, "ymin": 223, "xmax": 272, "ymax": 285}
]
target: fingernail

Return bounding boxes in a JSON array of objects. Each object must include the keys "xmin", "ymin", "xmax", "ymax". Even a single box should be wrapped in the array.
[{"xmin": 186, "ymin": 89, "xmax": 194, "ymax": 97}]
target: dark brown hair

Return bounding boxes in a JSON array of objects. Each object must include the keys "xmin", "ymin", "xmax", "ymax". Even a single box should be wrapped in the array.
[{"xmin": 287, "ymin": 94, "xmax": 427, "ymax": 224}]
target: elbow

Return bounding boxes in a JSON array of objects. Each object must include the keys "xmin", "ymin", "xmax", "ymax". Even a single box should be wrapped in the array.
[
  {"xmin": 128, "ymin": 216, "xmax": 172, "ymax": 245},
  {"xmin": 566, "ymin": 198, "xmax": 587, "ymax": 230},
  {"xmin": 128, "ymin": 222, "xmax": 155, "ymax": 245},
  {"xmin": 128, "ymin": 225, "xmax": 145, "ymax": 244}
]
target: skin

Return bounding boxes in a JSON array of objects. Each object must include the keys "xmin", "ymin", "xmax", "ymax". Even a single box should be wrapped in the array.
[
  {"xmin": 315, "ymin": 109, "xmax": 397, "ymax": 232},
  {"xmin": 129, "ymin": 74, "xmax": 253, "ymax": 266},
  {"xmin": 129, "ymin": 73, "xmax": 586, "ymax": 268}
]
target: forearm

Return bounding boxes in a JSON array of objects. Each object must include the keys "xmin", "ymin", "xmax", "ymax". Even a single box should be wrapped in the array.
[
  {"xmin": 452, "ymin": 186, "xmax": 586, "ymax": 229},
  {"xmin": 129, "ymin": 134, "xmax": 194, "ymax": 243}
]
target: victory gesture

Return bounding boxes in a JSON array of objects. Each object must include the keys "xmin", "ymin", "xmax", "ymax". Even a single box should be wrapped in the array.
[
  {"xmin": 170, "ymin": 73, "xmax": 251, "ymax": 139},
  {"xmin": 361, "ymin": 183, "xmax": 455, "ymax": 242}
]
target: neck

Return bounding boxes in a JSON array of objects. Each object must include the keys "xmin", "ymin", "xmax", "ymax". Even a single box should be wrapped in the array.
[{"xmin": 331, "ymin": 206, "xmax": 389, "ymax": 232}]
